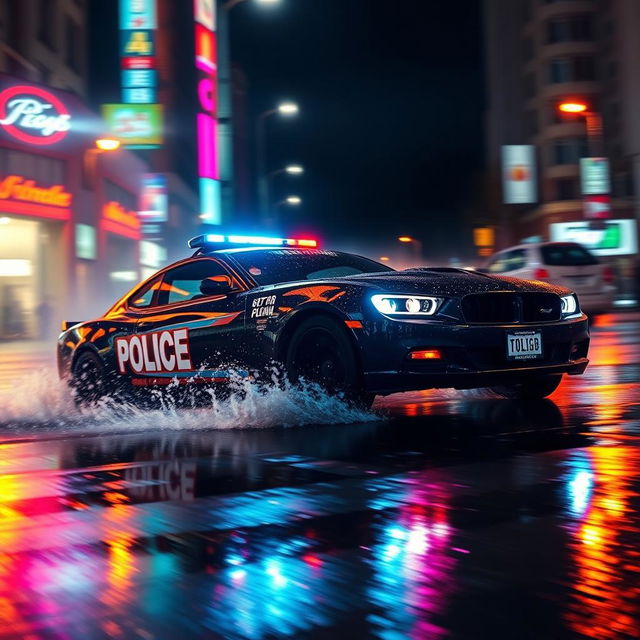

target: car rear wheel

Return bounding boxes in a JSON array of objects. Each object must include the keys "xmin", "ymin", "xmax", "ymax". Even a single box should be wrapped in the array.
[
  {"xmin": 490, "ymin": 374, "xmax": 562, "ymax": 400},
  {"xmin": 285, "ymin": 316, "xmax": 374, "ymax": 408},
  {"xmin": 71, "ymin": 351, "xmax": 106, "ymax": 405}
]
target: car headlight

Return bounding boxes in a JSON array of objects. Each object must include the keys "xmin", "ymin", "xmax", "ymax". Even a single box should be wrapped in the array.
[
  {"xmin": 561, "ymin": 294, "xmax": 578, "ymax": 315},
  {"xmin": 371, "ymin": 294, "xmax": 441, "ymax": 316}
]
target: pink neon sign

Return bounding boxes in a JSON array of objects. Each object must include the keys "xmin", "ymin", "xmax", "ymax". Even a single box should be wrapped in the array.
[{"xmin": 194, "ymin": 0, "xmax": 220, "ymax": 224}]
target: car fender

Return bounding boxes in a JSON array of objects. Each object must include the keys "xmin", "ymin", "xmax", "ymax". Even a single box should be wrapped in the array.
[{"xmin": 274, "ymin": 302, "xmax": 364, "ymax": 365}]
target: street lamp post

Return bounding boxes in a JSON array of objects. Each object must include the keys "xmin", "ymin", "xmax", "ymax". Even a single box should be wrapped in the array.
[
  {"xmin": 274, "ymin": 195, "xmax": 302, "ymax": 211},
  {"xmin": 84, "ymin": 137, "xmax": 122, "ymax": 188},
  {"xmin": 398, "ymin": 236, "xmax": 423, "ymax": 265},
  {"xmin": 217, "ymin": 0, "xmax": 284, "ymax": 220},
  {"xmin": 558, "ymin": 101, "xmax": 604, "ymax": 157},
  {"xmin": 256, "ymin": 102, "xmax": 299, "ymax": 224}
]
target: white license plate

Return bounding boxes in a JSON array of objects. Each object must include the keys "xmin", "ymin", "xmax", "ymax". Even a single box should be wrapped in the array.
[{"xmin": 506, "ymin": 331, "xmax": 543, "ymax": 360}]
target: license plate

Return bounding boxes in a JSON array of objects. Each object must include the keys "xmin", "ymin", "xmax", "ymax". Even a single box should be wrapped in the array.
[{"xmin": 506, "ymin": 331, "xmax": 543, "ymax": 360}]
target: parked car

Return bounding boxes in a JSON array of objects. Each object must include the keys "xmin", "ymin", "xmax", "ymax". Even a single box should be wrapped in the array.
[{"xmin": 481, "ymin": 242, "xmax": 614, "ymax": 316}]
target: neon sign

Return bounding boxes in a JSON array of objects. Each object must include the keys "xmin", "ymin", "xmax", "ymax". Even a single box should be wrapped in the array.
[
  {"xmin": 0, "ymin": 85, "xmax": 71, "ymax": 145},
  {"xmin": 194, "ymin": 0, "xmax": 221, "ymax": 225},
  {"xmin": 103, "ymin": 201, "xmax": 140, "ymax": 231},
  {"xmin": 119, "ymin": 0, "xmax": 158, "ymax": 104},
  {"xmin": 0, "ymin": 175, "xmax": 72, "ymax": 207}
]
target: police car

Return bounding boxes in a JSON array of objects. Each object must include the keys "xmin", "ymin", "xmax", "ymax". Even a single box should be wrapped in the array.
[{"xmin": 58, "ymin": 234, "xmax": 590, "ymax": 406}]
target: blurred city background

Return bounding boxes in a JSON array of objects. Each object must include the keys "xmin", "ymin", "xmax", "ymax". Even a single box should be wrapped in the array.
[{"xmin": 0, "ymin": 0, "xmax": 638, "ymax": 341}]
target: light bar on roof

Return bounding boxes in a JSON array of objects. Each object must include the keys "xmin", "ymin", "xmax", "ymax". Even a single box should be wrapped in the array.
[
  {"xmin": 189, "ymin": 234, "xmax": 318, "ymax": 250},
  {"xmin": 227, "ymin": 235, "xmax": 284, "ymax": 246}
]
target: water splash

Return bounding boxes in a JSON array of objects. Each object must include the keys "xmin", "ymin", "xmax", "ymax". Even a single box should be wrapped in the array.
[{"xmin": 0, "ymin": 367, "xmax": 379, "ymax": 433}]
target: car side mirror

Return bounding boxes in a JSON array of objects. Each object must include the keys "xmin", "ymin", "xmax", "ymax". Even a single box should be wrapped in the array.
[{"xmin": 200, "ymin": 275, "xmax": 234, "ymax": 296}]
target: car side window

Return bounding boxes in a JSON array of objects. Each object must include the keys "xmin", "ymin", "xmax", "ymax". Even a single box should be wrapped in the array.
[
  {"xmin": 129, "ymin": 276, "xmax": 163, "ymax": 308},
  {"xmin": 487, "ymin": 253, "xmax": 509, "ymax": 273},
  {"xmin": 507, "ymin": 249, "xmax": 528, "ymax": 271},
  {"xmin": 157, "ymin": 259, "xmax": 233, "ymax": 306},
  {"xmin": 488, "ymin": 249, "xmax": 528, "ymax": 273}
]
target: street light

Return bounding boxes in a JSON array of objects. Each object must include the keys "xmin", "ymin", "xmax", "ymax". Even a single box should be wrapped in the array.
[
  {"xmin": 557, "ymin": 100, "xmax": 603, "ymax": 157},
  {"xmin": 95, "ymin": 137, "xmax": 121, "ymax": 151},
  {"xmin": 218, "ymin": 0, "xmax": 285, "ymax": 221},
  {"xmin": 277, "ymin": 101, "xmax": 299, "ymax": 116},
  {"xmin": 84, "ymin": 137, "xmax": 122, "ymax": 187},
  {"xmin": 257, "ymin": 101, "xmax": 300, "ymax": 222},
  {"xmin": 397, "ymin": 236, "xmax": 423, "ymax": 264},
  {"xmin": 285, "ymin": 164, "xmax": 304, "ymax": 175},
  {"xmin": 558, "ymin": 101, "xmax": 588, "ymax": 114},
  {"xmin": 286, "ymin": 195, "xmax": 302, "ymax": 205}
]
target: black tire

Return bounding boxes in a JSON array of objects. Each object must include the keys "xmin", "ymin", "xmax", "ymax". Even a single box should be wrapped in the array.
[
  {"xmin": 71, "ymin": 351, "xmax": 107, "ymax": 405},
  {"xmin": 285, "ymin": 315, "xmax": 375, "ymax": 408},
  {"xmin": 490, "ymin": 374, "xmax": 563, "ymax": 400}
]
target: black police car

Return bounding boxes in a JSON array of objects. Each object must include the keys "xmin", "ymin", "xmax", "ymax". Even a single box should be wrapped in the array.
[{"xmin": 58, "ymin": 234, "xmax": 590, "ymax": 406}]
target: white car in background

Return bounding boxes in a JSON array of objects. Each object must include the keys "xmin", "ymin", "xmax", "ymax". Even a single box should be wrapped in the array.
[{"xmin": 481, "ymin": 242, "xmax": 615, "ymax": 317}]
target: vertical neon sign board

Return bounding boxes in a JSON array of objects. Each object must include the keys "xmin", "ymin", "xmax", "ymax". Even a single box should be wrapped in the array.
[
  {"xmin": 194, "ymin": 0, "xmax": 221, "ymax": 225},
  {"xmin": 120, "ymin": 0, "xmax": 158, "ymax": 104}
]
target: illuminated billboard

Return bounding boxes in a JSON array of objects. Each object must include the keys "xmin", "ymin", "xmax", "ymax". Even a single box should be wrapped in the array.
[
  {"xmin": 194, "ymin": 0, "xmax": 221, "ymax": 225},
  {"xmin": 139, "ymin": 173, "xmax": 168, "ymax": 223},
  {"xmin": 119, "ymin": 0, "xmax": 158, "ymax": 104},
  {"xmin": 102, "ymin": 103, "xmax": 163, "ymax": 147},
  {"xmin": 550, "ymin": 219, "xmax": 638, "ymax": 256},
  {"xmin": 580, "ymin": 157, "xmax": 610, "ymax": 195},
  {"xmin": 502, "ymin": 145, "xmax": 537, "ymax": 204}
]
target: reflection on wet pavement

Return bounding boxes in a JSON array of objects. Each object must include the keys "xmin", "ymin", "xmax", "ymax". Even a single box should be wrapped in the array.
[{"xmin": 0, "ymin": 314, "xmax": 639, "ymax": 638}]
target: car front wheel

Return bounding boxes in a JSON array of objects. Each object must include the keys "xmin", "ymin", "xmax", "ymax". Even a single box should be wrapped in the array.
[
  {"xmin": 285, "ymin": 316, "xmax": 374, "ymax": 408},
  {"xmin": 490, "ymin": 374, "xmax": 563, "ymax": 400}
]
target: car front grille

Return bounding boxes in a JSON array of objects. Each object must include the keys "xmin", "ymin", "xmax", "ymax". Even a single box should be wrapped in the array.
[{"xmin": 461, "ymin": 292, "xmax": 562, "ymax": 324}]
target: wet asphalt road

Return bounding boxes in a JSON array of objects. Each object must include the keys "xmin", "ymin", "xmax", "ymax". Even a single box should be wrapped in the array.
[{"xmin": 0, "ymin": 313, "xmax": 639, "ymax": 639}]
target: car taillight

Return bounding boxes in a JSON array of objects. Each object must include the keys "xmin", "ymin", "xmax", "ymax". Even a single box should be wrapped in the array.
[
  {"xmin": 533, "ymin": 268, "xmax": 550, "ymax": 280},
  {"xmin": 602, "ymin": 266, "xmax": 614, "ymax": 285}
]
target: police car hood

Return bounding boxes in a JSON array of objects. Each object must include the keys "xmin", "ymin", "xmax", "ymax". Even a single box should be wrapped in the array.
[{"xmin": 335, "ymin": 269, "xmax": 571, "ymax": 297}]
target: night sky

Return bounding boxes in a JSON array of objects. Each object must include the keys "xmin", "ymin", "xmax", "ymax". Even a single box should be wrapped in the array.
[
  {"xmin": 232, "ymin": 0, "xmax": 484, "ymax": 259},
  {"xmin": 92, "ymin": 0, "xmax": 484, "ymax": 261}
]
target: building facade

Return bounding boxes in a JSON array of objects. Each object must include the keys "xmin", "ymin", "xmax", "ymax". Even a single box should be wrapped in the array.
[
  {"xmin": 484, "ymin": 0, "xmax": 639, "ymax": 270},
  {"xmin": 0, "ymin": 2, "xmax": 155, "ymax": 340},
  {"xmin": 0, "ymin": 0, "xmax": 87, "ymax": 96}
]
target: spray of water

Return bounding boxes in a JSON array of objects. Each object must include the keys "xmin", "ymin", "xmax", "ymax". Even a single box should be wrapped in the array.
[{"xmin": 0, "ymin": 367, "xmax": 379, "ymax": 432}]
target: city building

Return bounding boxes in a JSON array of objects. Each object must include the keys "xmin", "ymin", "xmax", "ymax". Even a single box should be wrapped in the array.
[
  {"xmin": 0, "ymin": 0, "xmax": 87, "ymax": 96},
  {"xmin": 483, "ymin": 0, "xmax": 639, "ymax": 277},
  {"xmin": 0, "ymin": 1, "xmax": 151, "ymax": 339}
]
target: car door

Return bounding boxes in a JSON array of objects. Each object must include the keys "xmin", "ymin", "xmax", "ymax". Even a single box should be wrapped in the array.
[{"xmin": 130, "ymin": 258, "xmax": 247, "ymax": 382}]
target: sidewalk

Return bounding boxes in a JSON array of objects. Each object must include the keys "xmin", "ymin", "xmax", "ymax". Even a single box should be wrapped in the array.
[{"xmin": 0, "ymin": 340, "xmax": 56, "ymax": 391}]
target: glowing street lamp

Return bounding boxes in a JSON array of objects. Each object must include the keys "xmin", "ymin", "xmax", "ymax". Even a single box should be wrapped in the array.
[
  {"xmin": 397, "ymin": 236, "xmax": 423, "ymax": 264},
  {"xmin": 95, "ymin": 137, "xmax": 121, "ymax": 152},
  {"xmin": 277, "ymin": 101, "xmax": 299, "ymax": 116},
  {"xmin": 285, "ymin": 164, "xmax": 304, "ymax": 175},
  {"xmin": 557, "ymin": 100, "xmax": 603, "ymax": 157},
  {"xmin": 286, "ymin": 195, "xmax": 302, "ymax": 205},
  {"xmin": 257, "ymin": 101, "xmax": 301, "ymax": 221},
  {"xmin": 558, "ymin": 101, "xmax": 588, "ymax": 114}
]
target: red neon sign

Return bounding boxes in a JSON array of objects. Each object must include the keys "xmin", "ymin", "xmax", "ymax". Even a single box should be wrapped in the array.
[
  {"xmin": 0, "ymin": 85, "xmax": 71, "ymax": 145},
  {"xmin": 0, "ymin": 175, "xmax": 72, "ymax": 207}
]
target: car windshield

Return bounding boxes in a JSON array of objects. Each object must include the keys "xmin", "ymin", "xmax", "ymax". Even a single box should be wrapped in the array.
[
  {"xmin": 540, "ymin": 244, "xmax": 599, "ymax": 266},
  {"xmin": 228, "ymin": 249, "xmax": 394, "ymax": 286}
]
